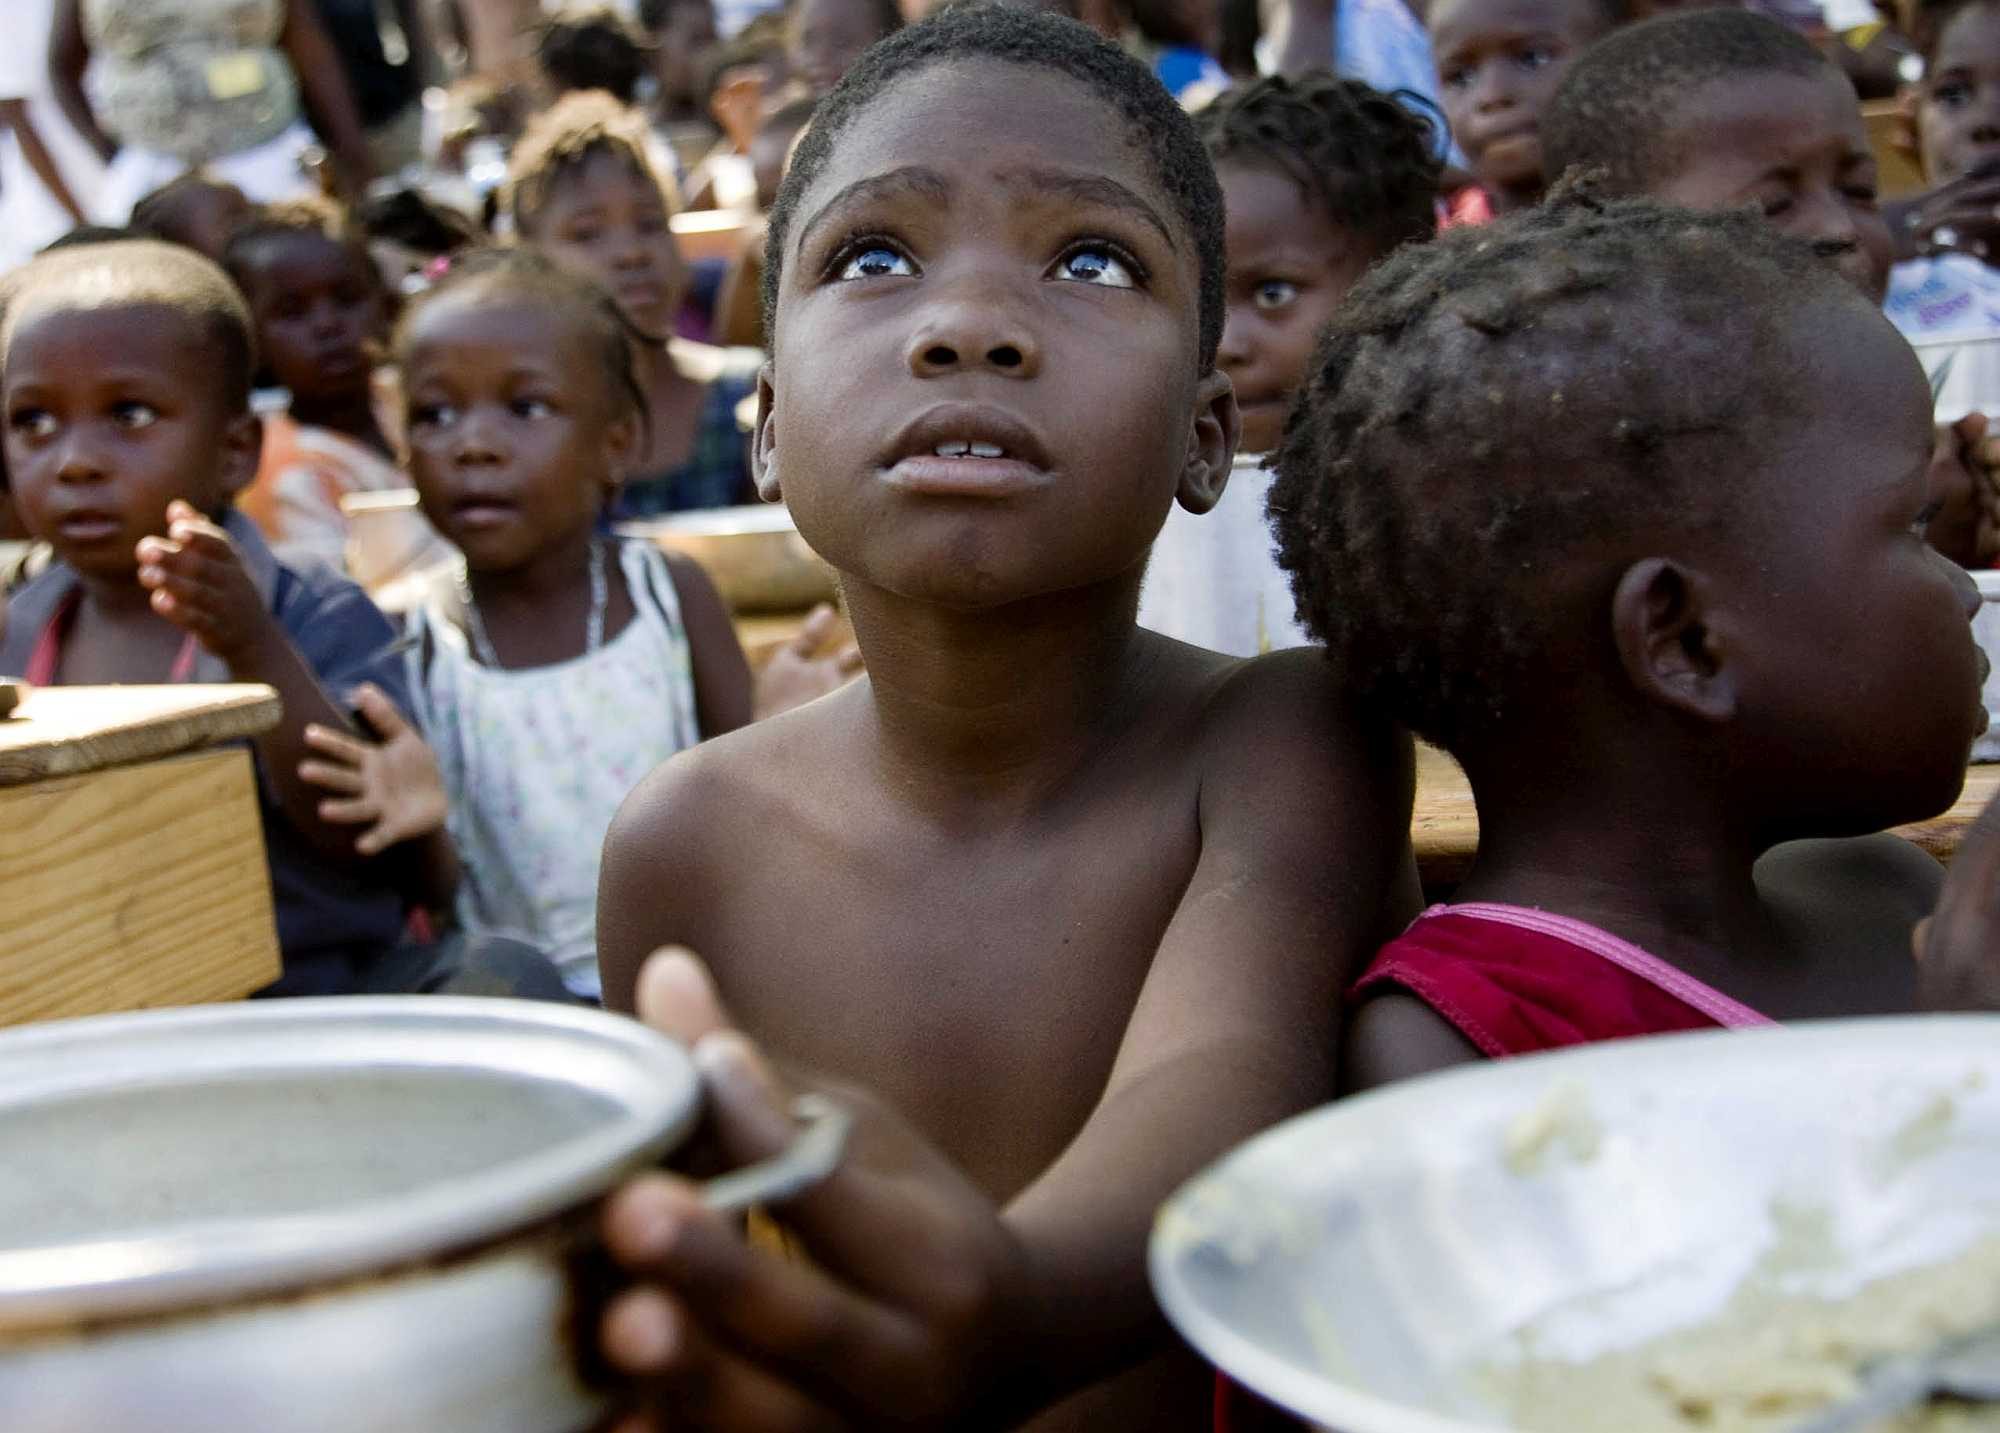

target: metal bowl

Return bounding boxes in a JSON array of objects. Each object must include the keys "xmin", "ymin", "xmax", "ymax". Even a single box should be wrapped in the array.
[
  {"xmin": 620, "ymin": 504, "xmax": 835, "ymax": 614},
  {"xmin": 0, "ymin": 998, "xmax": 847, "ymax": 1432},
  {"xmin": 1151, "ymin": 1017, "xmax": 2000, "ymax": 1432}
]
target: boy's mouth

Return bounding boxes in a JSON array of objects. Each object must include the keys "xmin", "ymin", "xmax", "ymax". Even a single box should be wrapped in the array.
[
  {"xmin": 449, "ymin": 496, "xmax": 522, "ymax": 530},
  {"xmin": 881, "ymin": 406, "xmax": 1054, "ymax": 497},
  {"xmin": 53, "ymin": 510, "xmax": 125, "ymax": 546}
]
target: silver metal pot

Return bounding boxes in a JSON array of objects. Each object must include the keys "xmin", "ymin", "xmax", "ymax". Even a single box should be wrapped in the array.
[
  {"xmin": 0, "ymin": 998, "xmax": 847, "ymax": 1432},
  {"xmin": 620, "ymin": 505, "xmax": 836, "ymax": 614}
]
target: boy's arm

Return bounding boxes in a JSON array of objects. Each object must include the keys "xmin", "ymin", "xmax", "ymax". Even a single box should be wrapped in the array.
[
  {"xmin": 0, "ymin": 100, "xmax": 87, "ymax": 225},
  {"xmin": 595, "ymin": 650, "xmax": 1421, "ymax": 1425},
  {"xmin": 1340, "ymin": 993, "xmax": 1484, "ymax": 1093}
]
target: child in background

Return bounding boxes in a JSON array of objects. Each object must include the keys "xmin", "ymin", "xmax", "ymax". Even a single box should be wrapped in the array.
[
  {"xmin": 507, "ymin": 91, "xmax": 761, "ymax": 514},
  {"xmin": 1141, "ymin": 72, "xmax": 1440, "ymax": 655},
  {"xmin": 128, "ymin": 173, "xmax": 254, "ymax": 262},
  {"xmin": 589, "ymin": 9, "xmax": 1416, "ymax": 1428},
  {"xmin": 534, "ymin": 3, "xmax": 656, "ymax": 106},
  {"xmin": 1260, "ymin": 197, "xmax": 1989, "ymax": 1090},
  {"xmin": 299, "ymin": 248, "xmax": 755, "ymax": 1003},
  {"xmin": 354, "ymin": 187, "xmax": 482, "ymax": 297},
  {"xmin": 1539, "ymin": 10, "xmax": 2000, "ymax": 569},
  {"xmin": 1428, "ymin": 0, "xmax": 1627, "ymax": 214},
  {"xmin": 223, "ymin": 199, "xmax": 445, "ymax": 577},
  {"xmin": 789, "ymin": 0, "xmax": 905, "ymax": 94},
  {"xmin": 0, "ymin": 240, "xmax": 563, "ymax": 999}
]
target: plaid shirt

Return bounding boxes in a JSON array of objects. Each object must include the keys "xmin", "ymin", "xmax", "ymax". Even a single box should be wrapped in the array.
[{"xmin": 615, "ymin": 369, "xmax": 759, "ymax": 518}]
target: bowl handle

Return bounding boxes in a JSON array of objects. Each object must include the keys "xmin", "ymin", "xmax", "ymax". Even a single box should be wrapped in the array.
[{"xmin": 698, "ymin": 1095, "xmax": 853, "ymax": 1214}]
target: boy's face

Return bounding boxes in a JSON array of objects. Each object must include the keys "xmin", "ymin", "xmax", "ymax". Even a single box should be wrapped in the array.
[
  {"xmin": 1647, "ymin": 71, "xmax": 1893, "ymax": 303},
  {"xmin": 1215, "ymin": 162, "xmax": 1371, "ymax": 455},
  {"xmin": 239, "ymin": 232, "xmax": 387, "ymax": 405},
  {"xmin": 762, "ymin": 59, "xmax": 1233, "ymax": 610},
  {"xmin": 791, "ymin": 0, "xmax": 886, "ymax": 96},
  {"xmin": 530, "ymin": 151, "xmax": 689, "ymax": 344},
  {"xmin": 3, "ymin": 304, "xmax": 255, "ymax": 584},
  {"xmin": 1721, "ymin": 299, "xmax": 1983, "ymax": 826},
  {"xmin": 1919, "ymin": 1, "xmax": 2000, "ymax": 187},
  {"xmin": 1431, "ymin": 0, "xmax": 1609, "ymax": 200},
  {"xmin": 399, "ymin": 291, "xmax": 632, "ymax": 573}
]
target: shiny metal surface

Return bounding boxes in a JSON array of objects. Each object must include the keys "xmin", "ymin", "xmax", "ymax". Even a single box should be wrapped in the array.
[
  {"xmin": 1150, "ymin": 1018, "xmax": 2000, "ymax": 1433},
  {"xmin": 621, "ymin": 504, "xmax": 836, "ymax": 613},
  {"xmin": 0, "ymin": 997, "xmax": 702, "ymax": 1328}
]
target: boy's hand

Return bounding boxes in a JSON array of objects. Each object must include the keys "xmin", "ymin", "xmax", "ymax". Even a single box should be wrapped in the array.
[
  {"xmin": 1925, "ymin": 417, "xmax": 2000, "ymax": 569},
  {"xmin": 600, "ymin": 949, "xmax": 1033, "ymax": 1433},
  {"xmin": 1914, "ymin": 789, "xmax": 2000, "ymax": 1010},
  {"xmin": 1902, "ymin": 172, "xmax": 2000, "ymax": 262},
  {"xmin": 753, "ymin": 603, "xmax": 864, "ymax": 720},
  {"xmin": 136, "ymin": 500, "xmax": 279, "ymax": 665},
  {"xmin": 299, "ymin": 683, "xmax": 448, "ymax": 857}
]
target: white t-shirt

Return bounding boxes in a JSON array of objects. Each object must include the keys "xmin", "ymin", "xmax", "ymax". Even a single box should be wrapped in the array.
[
  {"xmin": 1139, "ymin": 454, "xmax": 1311, "ymax": 659},
  {"xmin": 0, "ymin": 1, "xmax": 103, "ymax": 267},
  {"xmin": 1887, "ymin": 254, "xmax": 2000, "ymax": 422}
]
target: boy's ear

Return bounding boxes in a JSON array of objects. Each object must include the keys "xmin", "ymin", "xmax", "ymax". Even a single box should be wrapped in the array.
[
  {"xmin": 1610, "ymin": 557, "xmax": 1738, "ymax": 725},
  {"xmin": 605, "ymin": 406, "xmax": 642, "ymax": 476},
  {"xmin": 216, "ymin": 412, "xmax": 263, "ymax": 503},
  {"xmin": 1176, "ymin": 368, "xmax": 1241, "ymax": 515},
  {"xmin": 750, "ymin": 363, "xmax": 781, "ymax": 503}
]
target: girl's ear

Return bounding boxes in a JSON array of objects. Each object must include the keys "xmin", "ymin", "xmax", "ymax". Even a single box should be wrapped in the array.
[
  {"xmin": 1610, "ymin": 557, "xmax": 1738, "ymax": 725},
  {"xmin": 216, "ymin": 412, "xmax": 264, "ymax": 502},
  {"xmin": 604, "ymin": 405, "xmax": 642, "ymax": 478},
  {"xmin": 1176, "ymin": 367, "xmax": 1240, "ymax": 515},
  {"xmin": 750, "ymin": 363, "xmax": 781, "ymax": 503}
]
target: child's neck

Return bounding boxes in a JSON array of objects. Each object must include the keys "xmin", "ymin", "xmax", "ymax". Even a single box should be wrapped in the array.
[
  {"xmin": 842, "ymin": 570, "xmax": 1161, "ymax": 819},
  {"xmin": 1455, "ymin": 741, "xmax": 1785, "ymax": 994},
  {"xmin": 290, "ymin": 387, "xmax": 390, "ymax": 456}
]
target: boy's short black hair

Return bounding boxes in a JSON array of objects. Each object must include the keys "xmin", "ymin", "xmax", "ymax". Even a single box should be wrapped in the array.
[
  {"xmin": 0, "ymin": 240, "xmax": 258, "ymax": 413},
  {"xmin": 1267, "ymin": 193, "xmax": 1864, "ymax": 754},
  {"xmin": 356, "ymin": 187, "xmax": 484, "ymax": 256},
  {"xmin": 220, "ymin": 196, "xmax": 382, "ymax": 296},
  {"xmin": 504, "ymin": 89, "xmax": 678, "ymax": 233},
  {"xmin": 129, "ymin": 172, "xmax": 243, "ymax": 245},
  {"xmin": 392, "ymin": 246, "xmax": 649, "ymax": 427},
  {"xmin": 1540, "ymin": 10, "xmax": 1834, "ymax": 193},
  {"xmin": 762, "ymin": 3, "xmax": 1227, "ymax": 369},
  {"xmin": 39, "ymin": 224, "xmax": 142, "ymax": 253},
  {"xmin": 1195, "ymin": 72, "xmax": 1441, "ymax": 259},
  {"xmin": 535, "ymin": 3, "xmax": 654, "ymax": 104}
]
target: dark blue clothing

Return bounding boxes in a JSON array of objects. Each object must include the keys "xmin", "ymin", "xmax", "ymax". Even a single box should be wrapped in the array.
[{"xmin": 0, "ymin": 511, "xmax": 411, "ymax": 990}]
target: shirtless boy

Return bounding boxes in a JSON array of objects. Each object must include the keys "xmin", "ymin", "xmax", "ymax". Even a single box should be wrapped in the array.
[{"xmin": 594, "ymin": 7, "xmax": 1418, "ymax": 1428}]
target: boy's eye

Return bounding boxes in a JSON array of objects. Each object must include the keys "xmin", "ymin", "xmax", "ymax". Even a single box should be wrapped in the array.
[
  {"xmin": 1934, "ymin": 78, "xmax": 1973, "ymax": 107},
  {"xmin": 1051, "ymin": 245, "xmax": 1139, "ymax": 289},
  {"xmin": 1844, "ymin": 182, "xmax": 1881, "ymax": 208},
  {"xmin": 410, "ymin": 401, "xmax": 457, "ymax": 427},
  {"xmin": 1515, "ymin": 44, "xmax": 1557, "ymax": 69},
  {"xmin": 837, "ymin": 244, "xmax": 916, "ymax": 280},
  {"xmin": 1913, "ymin": 498, "xmax": 1946, "ymax": 536},
  {"xmin": 1254, "ymin": 280, "xmax": 1299, "ymax": 312},
  {"xmin": 7, "ymin": 408, "xmax": 56, "ymax": 440},
  {"xmin": 111, "ymin": 402, "xmax": 159, "ymax": 430},
  {"xmin": 1441, "ymin": 64, "xmax": 1472, "ymax": 90},
  {"xmin": 512, "ymin": 397, "xmax": 555, "ymax": 419},
  {"xmin": 1759, "ymin": 191, "xmax": 1795, "ymax": 219},
  {"xmin": 564, "ymin": 226, "xmax": 603, "ymax": 245}
]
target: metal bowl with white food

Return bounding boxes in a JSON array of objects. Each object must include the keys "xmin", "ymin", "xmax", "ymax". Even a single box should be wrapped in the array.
[
  {"xmin": 1151, "ymin": 1017, "xmax": 2000, "ymax": 1433},
  {"xmin": 0, "ymin": 998, "xmax": 848, "ymax": 1433}
]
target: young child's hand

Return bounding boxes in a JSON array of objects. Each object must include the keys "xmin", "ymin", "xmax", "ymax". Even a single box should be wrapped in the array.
[
  {"xmin": 1923, "ymin": 417, "xmax": 2000, "ymax": 569},
  {"xmin": 1905, "ymin": 171, "xmax": 2000, "ymax": 262},
  {"xmin": 1914, "ymin": 789, "xmax": 2000, "ymax": 1010},
  {"xmin": 753, "ymin": 603, "xmax": 864, "ymax": 720},
  {"xmin": 599, "ymin": 949, "xmax": 1033, "ymax": 1433},
  {"xmin": 298, "ymin": 683, "xmax": 448, "ymax": 857},
  {"xmin": 135, "ymin": 500, "xmax": 278, "ymax": 664}
]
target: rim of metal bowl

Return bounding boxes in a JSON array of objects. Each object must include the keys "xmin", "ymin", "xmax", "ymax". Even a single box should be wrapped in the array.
[{"xmin": 0, "ymin": 997, "xmax": 701, "ymax": 1331}]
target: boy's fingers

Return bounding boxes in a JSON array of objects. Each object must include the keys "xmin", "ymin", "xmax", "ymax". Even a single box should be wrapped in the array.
[
  {"xmin": 302, "ymin": 724, "xmax": 373, "ymax": 764},
  {"xmin": 832, "ymin": 644, "xmax": 864, "ymax": 676},
  {"xmin": 601, "ymin": 1177, "xmax": 916, "ymax": 1411},
  {"xmin": 794, "ymin": 603, "xmax": 837, "ymax": 649},
  {"xmin": 317, "ymin": 796, "xmax": 379, "ymax": 824},
  {"xmin": 635, "ymin": 946, "xmax": 738, "ymax": 1048},
  {"xmin": 298, "ymin": 758, "xmax": 367, "ymax": 793},
  {"xmin": 350, "ymin": 683, "xmax": 411, "ymax": 740},
  {"xmin": 602, "ymin": 1286, "xmax": 852, "ymax": 1433}
]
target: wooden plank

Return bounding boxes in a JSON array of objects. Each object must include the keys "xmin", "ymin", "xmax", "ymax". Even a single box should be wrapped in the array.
[
  {"xmin": 1413, "ymin": 749, "xmax": 2000, "ymax": 888},
  {"xmin": 0, "ymin": 748, "xmax": 280, "ymax": 1024},
  {"xmin": 0, "ymin": 684, "xmax": 281, "ymax": 787}
]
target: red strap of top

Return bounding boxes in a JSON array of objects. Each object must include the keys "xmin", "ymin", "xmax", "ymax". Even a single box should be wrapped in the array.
[{"xmin": 26, "ymin": 590, "xmax": 200, "ymax": 686}]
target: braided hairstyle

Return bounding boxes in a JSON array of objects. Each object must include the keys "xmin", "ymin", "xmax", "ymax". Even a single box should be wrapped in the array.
[
  {"xmin": 1267, "ymin": 193, "xmax": 1865, "ymax": 754},
  {"xmin": 762, "ymin": 3, "xmax": 1225, "ymax": 368},
  {"xmin": 1195, "ymin": 72, "xmax": 1441, "ymax": 258},
  {"xmin": 391, "ymin": 246, "xmax": 650, "ymax": 432}
]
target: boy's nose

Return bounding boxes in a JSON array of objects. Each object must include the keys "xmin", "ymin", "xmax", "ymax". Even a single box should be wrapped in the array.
[
  {"xmin": 451, "ymin": 408, "xmax": 506, "ymax": 464},
  {"xmin": 1216, "ymin": 308, "xmax": 1254, "ymax": 373},
  {"xmin": 906, "ymin": 294, "xmax": 1041, "ymax": 379},
  {"xmin": 53, "ymin": 430, "xmax": 108, "ymax": 483},
  {"xmin": 1471, "ymin": 65, "xmax": 1519, "ymax": 114}
]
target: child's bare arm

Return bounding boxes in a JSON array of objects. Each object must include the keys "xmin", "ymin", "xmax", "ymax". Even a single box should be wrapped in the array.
[
  {"xmin": 1915, "ymin": 788, "xmax": 2000, "ymax": 1008},
  {"xmin": 1340, "ymin": 993, "xmax": 1484, "ymax": 1093},
  {"xmin": 0, "ymin": 100, "xmax": 86, "ymax": 225},
  {"xmin": 300, "ymin": 683, "xmax": 462, "ymax": 910},
  {"xmin": 596, "ymin": 652, "xmax": 1419, "ymax": 1426},
  {"xmin": 662, "ymin": 551, "xmax": 754, "ymax": 739}
]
